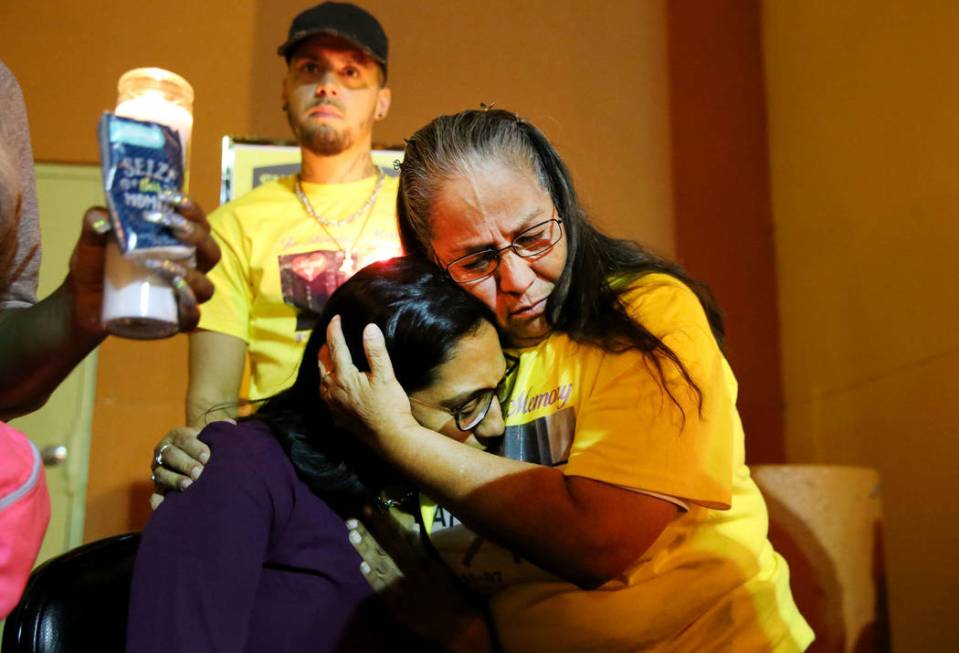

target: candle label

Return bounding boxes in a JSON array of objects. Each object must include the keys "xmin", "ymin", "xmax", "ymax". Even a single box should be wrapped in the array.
[{"xmin": 98, "ymin": 113, "xmax": 187, "ymax": 257}]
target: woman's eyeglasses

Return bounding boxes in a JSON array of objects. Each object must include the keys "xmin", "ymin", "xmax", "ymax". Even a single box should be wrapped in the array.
[
  {"xmin": 444, "ymin": 212, "xmax": 563, "ymax": 285},
  {"xmin": 411, "ymin": 355, "xmax": 519, "ymax": 432}
]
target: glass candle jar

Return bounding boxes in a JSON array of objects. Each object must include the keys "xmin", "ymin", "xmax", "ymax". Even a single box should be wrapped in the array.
[
  {"xmin": 115, "ymin": 67, "xmax": 194, "ymax": 176},
  {"xmin": 101, "ymin": 67, "xmax": 195, "ymax": 339}
]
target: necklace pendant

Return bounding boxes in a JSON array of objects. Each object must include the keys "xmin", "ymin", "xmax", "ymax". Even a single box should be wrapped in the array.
[{"xmin": 339, "ymin": 248, "xmax": 356, "ymax": 275}]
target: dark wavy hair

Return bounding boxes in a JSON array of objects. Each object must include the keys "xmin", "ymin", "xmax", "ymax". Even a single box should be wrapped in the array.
[
  {"xmin": 248, "ymin": 257, "xmax": 498, "ymax": 503},
  {"xmin": 396, "ymin": 108, "xmax": 725, "ymax": 412}
]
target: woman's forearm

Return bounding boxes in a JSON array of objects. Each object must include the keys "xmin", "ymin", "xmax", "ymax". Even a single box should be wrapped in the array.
[
  {"xmin": 373, "ymin": 422, "xmax": 673, "ymax": 588},
  {"xmin": 322, "ymin": 319, "xmax": 676, "ymax": 587}
]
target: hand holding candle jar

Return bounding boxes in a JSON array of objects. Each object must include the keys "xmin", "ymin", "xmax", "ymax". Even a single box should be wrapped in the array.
[{"xmin": 99, "ymin": 67, "xmax": 198, "ymax": 339}]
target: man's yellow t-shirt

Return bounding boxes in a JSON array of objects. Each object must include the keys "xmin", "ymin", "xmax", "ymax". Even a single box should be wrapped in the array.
[
  {"xmin": 198, "ymin": 172, "xmax": 400, "ymax": 400},
  {"xmin": 423, "ymin": 273, "xmax": 814, "ymax": 652}
]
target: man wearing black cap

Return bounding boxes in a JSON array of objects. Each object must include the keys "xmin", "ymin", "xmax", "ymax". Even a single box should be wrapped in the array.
[
  {"xmin": 277, "ymin": 1, "xmax": 391, "ymax": 164},
  {"xmin": 155, "ymin": 2, "xmax": 400, "ymax": 474}
]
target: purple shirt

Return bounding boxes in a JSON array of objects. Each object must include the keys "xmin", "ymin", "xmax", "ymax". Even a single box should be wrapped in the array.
[{"xmin": 127, "ymin": 420, "xmax": 396, "ymax": 652}]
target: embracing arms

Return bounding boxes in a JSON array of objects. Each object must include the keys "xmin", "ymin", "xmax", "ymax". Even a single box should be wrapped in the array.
[
  {"xmin": 321, "ymin": 318, "xmax": 678, "ymax": 589},
  {"xmin": 369, "ymin": 425, "xmax": 675, "ymax": 588}
]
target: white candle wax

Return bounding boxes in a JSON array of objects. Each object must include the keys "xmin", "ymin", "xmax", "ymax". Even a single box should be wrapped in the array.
[{"xmin": 115, "ymin": 92, "xmax": 193, "ymax": 168}]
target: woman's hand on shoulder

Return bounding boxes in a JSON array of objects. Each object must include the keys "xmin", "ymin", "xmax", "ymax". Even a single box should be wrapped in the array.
[
  {"xmin": 149, "ymin": 423, "xmax": 220, "ymax": 509},
  {"xmin": 320, "ymin": 317, "xmax": 419, "ymax": 450}
]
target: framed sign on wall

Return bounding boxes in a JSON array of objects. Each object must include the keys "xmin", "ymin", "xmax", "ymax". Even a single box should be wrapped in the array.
[{"xmin": 219, "ymin": 137, "xmax": 403, "ymax": 204}]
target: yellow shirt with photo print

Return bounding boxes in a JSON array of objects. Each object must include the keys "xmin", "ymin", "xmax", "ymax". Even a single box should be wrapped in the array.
[
  {"xmin": 422, "ymin": 273, "xmax": 813, "ymax": 653},
  {"xmin": 197, "ymin": 172, "xmax": 400, "ymax": 400}
]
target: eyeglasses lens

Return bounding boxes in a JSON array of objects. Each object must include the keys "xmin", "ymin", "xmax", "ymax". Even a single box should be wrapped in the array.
[
  {"xmin": 455, "ymin": 357, "xmax": 519, "ymax": 431},
  {"xmin": 448, "ymin": 219, "xmax": 562, "ymax": 283}
]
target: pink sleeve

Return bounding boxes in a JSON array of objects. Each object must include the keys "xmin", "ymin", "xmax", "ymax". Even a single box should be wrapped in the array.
[{"xmin": 0, "ymin": 421, "xmax": 50, "ymax": 617}]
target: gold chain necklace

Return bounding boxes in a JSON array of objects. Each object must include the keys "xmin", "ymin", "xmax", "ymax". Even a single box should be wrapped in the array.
[
  {"xmin": 294, "ymin": 169, "xmax": 385, "ymax": 275},
  {"xmin": 294, "ymin": 167, "xmax": 385, "ymax": 228}
]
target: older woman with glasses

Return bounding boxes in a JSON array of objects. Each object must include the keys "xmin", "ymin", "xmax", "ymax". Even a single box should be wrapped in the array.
[{"xmin": 320, "ymin": 109, "xmax": 814, "ymax": 652}]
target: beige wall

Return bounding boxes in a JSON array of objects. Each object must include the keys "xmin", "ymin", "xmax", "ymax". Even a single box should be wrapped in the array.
[
  {"xmin": 0, "ymin": 1, "xmax": 676, "ymax": 538},
  {"xmin": 762, "ymin": 2, "xmax": 959, "ymax": 650},
  {"xmin": 247, "ymin": 0, "xmax": 677, "ymax": 253},
  {"xmin": 11, "ymin": 0, "xmax": 954, "ymax": 646}
]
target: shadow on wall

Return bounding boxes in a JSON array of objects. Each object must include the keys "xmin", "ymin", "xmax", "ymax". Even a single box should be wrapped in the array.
[{"xmin": 856, "ymin": 522, "xmax": 891, "ymax": 653}]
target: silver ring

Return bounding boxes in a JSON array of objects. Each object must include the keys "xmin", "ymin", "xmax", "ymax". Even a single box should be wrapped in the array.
[
  {"xmin": 143, "ymin": 258, "xmax": 189, "ymax": 278},
  {"xmin": 154, "ymin": 442, "xmax": 173, "ymax": 468},
  {"xmin": 159, "ymin": 188, "xmax": 189, "ymax": 208}
]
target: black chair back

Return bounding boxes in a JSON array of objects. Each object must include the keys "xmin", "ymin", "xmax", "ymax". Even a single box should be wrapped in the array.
[{"xmin": 2, "ymin": 533, "xmax": 140, "ymax": 653}]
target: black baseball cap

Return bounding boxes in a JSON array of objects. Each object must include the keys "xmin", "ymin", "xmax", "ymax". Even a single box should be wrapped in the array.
[{"xmin": 277, "ymin": 2, "xmax": 388, "ymax": 76}]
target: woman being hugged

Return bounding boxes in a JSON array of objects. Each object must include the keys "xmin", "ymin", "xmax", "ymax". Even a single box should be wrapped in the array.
[
  {"xmin": 322, "ymin": 109, "xmax": 814, "ymax": 652},
  {"xmin": 129, "ymin": 258, "xmax": 507, "ymax": 653}
]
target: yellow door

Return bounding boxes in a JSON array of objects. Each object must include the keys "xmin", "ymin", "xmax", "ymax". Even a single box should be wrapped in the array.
[{"xmin": 8, "ymin": 163, "xmax": 102, "ymax": 564}]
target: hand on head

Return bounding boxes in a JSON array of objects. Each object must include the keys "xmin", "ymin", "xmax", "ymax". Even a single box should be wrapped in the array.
[{"xmin": 318, "ymin": 316, "xmax": 418, "ymax": 448}]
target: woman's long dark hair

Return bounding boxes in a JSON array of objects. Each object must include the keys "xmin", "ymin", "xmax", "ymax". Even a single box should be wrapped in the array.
[
  {"xmin": 396, "ymin": 109, "xmax": 725, "ymax": 413},
  {"xmin": 248, "ymin": 257, "xmax": 498, "ymax": 503}
]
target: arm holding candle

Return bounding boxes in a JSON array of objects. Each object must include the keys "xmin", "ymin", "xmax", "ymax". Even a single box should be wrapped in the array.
[
  {"xmin": 0, "ymin": 63, "xmax": 219, "ymax": 419},
  {"xmin": 0, "ymin": 202, "xmax": 219, "ymax": 420}
]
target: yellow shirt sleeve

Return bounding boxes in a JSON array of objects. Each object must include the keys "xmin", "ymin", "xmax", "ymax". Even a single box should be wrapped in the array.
[
  {"xmin": 564, "ymin": 274, "xmax": 734, "ymax": 509},
  {"xmin": 196, "ymin": 204, "xmax": 253, "ymax": 343}
]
